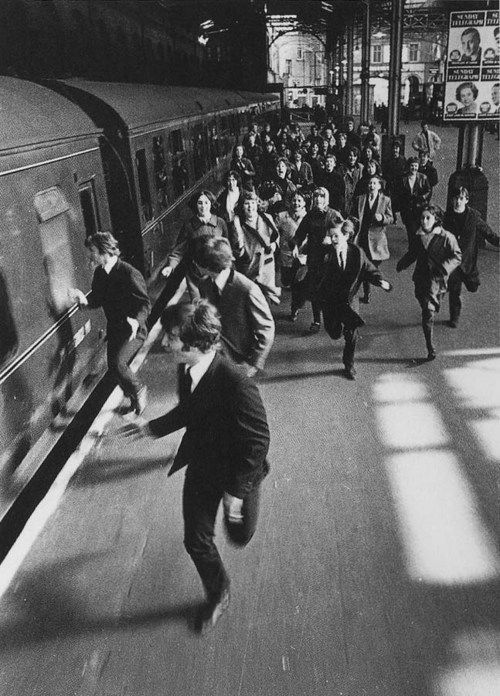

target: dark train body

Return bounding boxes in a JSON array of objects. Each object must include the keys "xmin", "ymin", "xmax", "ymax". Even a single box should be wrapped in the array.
[{"xmin": 0, "ymin": 76, "xmax": 280, "ymax": 522}]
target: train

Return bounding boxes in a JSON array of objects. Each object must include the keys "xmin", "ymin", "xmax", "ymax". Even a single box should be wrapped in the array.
[{"xmin": 0, "ymin": 76, "xmax": 280, "ymax": 523}]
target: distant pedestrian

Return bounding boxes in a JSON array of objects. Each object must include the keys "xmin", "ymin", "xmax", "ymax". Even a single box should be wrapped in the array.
[
  {"xmin": 411, "ymin": 120, "xmax": 442, "ymax": 161},
  {"xmin": 383, "ymin": 139, "xmax": 407, "ymax": 222},
  {"xmin": 68, "ymin": 232, "xmax": 150, "ymax": 415},
  {"xmin": 317, "ymin": 219, "xmax": 392, "ymax": 380},
  {"xmin": 121, "ymin": 299, "xmax": 270, "ymax": 632},
  {"xmin": 396, "ymin": 205, "xmax": 461, "ymax": 360},
  {"xmin": 443, "ymin": 187, "xmax": 499, "ymax": 328}
]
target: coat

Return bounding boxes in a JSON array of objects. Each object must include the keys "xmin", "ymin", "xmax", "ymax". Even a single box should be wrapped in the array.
[
  {"xmin": 443, "ymin": 206, "xmax": 499, "ymax": 290},
  {"xmin": 198, "ymin": 270, "xmax": 275, "ymax": 370},
  {"xmin": 232, "ymin": 213, "xmax": 281, "ymax": 304},
  {"xmin": 398, "ymin": 173, "xmax": 431, "ymax": 225},
  {"xmin": 411, "ymin": 129, "xmax": 442, "ymax": 159},
  {"xmin": 353, "ymin": 193, "xmax": 393, "ymax": 261},
  {"xmin": 397, "ymin": 226, "xmax": 462, "ymax": 310},
  {"xmin": 316, "ymin": 243, "xmax": 385, "ymax": 337},
  {"xmin": 148, "ymin": 353, "xmax": 270, "ymax": 498}
]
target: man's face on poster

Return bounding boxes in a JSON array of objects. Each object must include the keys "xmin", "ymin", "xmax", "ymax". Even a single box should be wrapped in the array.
[
  {"xmin": 461, "ymin": 29, "xmax": 480, "ymax": 58},
  {"xmin": 492, "ymin": 84, "xmax": 500, "ymax": 106}
]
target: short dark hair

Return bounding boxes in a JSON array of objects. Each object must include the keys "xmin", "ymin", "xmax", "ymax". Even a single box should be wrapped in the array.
[
  {"xmin": 407, "ymin": 156, "xmax": 419, "ymax": 165},
  {"xmin": 160, "ymin": 299, "xmax": 221, "ymax": 352},
  {"xmin": 227, "ymin": 170, "xmax": 242, "ymax": 187},
  {"xmin": 451, "ymin": 186, "xmax": 469, "ymax": 200},
  {"xmin": 195, "ymin": 237, "xmax": 234, "ymax": 272},
  {"xmin": 421, "ymin": 204, "xmax": 443, "ymax": 227},
  {"xmin": 461, "ymin": 27, "xmax": 480, "ymax": 43},
  {"xmin": 84, "ymin": 231, "xmax": 120, "ymax": 256},
  {"xmin": 346, "ymin": 146, "xmax": 359, "ymax": 158}
]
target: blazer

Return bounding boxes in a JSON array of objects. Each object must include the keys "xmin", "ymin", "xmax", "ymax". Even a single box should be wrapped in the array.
[
  {"xmin": 148, "ymin": 353, "xmax": 270, "ymax": 498},
  {"xmin": 87, "ymin": 258, "xmax": 150, "ymax": 341},
  {"xmin": 294, "ymin": 207, "xmax": 343, "ymax": 270},
  {"xmin": 397, "ymin": 227, "xmax": 462, "ymax": 293},
  {"xmin": 199, "ymin": 270, "xmax": 275, "ymax": 370},
  {"xmin": 353, "ymin": 193, "xmax": 393, "ymax": 261},
  {"xmin": 316, "ymin": 243, "xmax": 385, "ymax": 334},
  {"xmin": 398, "ymin": 173, "xmax": 431, "ymax": 221},
  {"xmin": 443, "ymin": 206, "xmax": 499, "ymax": 287}
]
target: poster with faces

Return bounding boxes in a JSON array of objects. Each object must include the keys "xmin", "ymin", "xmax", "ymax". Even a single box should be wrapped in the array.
[{"xmin": 444, "ymin": 9, "xmax": 499, "ymax": 121}]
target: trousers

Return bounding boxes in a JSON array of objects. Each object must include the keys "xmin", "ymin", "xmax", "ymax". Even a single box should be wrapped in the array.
[
  {"xmin": 107, "ymin": 333, "xmax": 144, "ymax": 400},
  {"xmin": 183, "ymin": 473, "xmax": 261, "ymax": 600}
]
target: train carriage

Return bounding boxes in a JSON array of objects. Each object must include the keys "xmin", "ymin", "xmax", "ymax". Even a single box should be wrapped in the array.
[{"xmin": 0, "ymin": 77, "xmax": 112, "ymax": 520}]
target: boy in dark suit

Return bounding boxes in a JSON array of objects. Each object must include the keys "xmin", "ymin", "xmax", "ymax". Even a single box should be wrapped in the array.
[
  {"xmin": 122, "ymin": 300, "xmax": 270, "ymax": 631},
  {"xmin": 317, "ymin": 220, "xmax": 392, "ymax": 380}
]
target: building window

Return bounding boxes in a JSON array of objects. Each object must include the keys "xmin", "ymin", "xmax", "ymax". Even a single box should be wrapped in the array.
[
  {"xmin": 297, "ymin": 48, "xmax": 303, "ymax": 60},
  {"xmin": 285, "ymin": 59, "xmax": 292, "ymax": 75},
  {"xmin": 373, "ymin": 45, "xmax": 383, "ymax": 63},
  {"xmin": 409, "ymin": 43, "xmax": 419, "ymax": 62}
]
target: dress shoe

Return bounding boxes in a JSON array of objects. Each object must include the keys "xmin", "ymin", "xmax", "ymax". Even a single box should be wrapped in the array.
[
  {"xmin": 308, "ymin": 321, "xmax": 321, "ymax": 334},
  {"xmin": 132, "ymin": 386, "xmax": 148, "ymax": 415},
  {"xmin": 344, "ymin": 366, "xmax": 356, "ymax": 380},
  {"xmin": 195, "ymin": 589, "xmax": 230, "ymax": 633},
  {"xmin": 427, "ymin": 349, "xmax": 436, "ymax": 361}
]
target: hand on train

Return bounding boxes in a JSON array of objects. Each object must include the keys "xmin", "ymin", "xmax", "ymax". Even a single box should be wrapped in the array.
[
  {"xmin": 380, "ymin": 280, "xmax": 393, "ymax": 292},
  {"xmin": 68, "ymin": 288, "xmax": 88, "ymax": 307},
  {"xmin": 161, "ymin": 266, "xmax": 173, "ymax": 277},
  {"xmin": 126, "ymin": 317, "xmax": 139, "ymax": 340},
  {"xmin": 114, "ymin": 418, "xmax": 151, "ymax": 440},
  {"xmin": 223, "ymin": 493, "xmax": 243, "ymax": 524}
]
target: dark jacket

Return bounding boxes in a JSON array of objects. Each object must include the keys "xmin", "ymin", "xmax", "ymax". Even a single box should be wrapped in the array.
[
  {"xmin": 148, "ymin": 353, "xmax": 270, "ymax": 498},
  {"xmin": 315, "ymin": 169, "xmax": 346, "ymax": 214},
  {"xmin": 398, "ymin": 172, "xmax": 431, "ymax": 223},
  {"xmin": 87, "ymin": 258, "xmax": 150, "ymax": 340},
  {"xmin": 316, "ymin": 243, "xmax": 385, "ymax": 335},
  {"xmin": 443, "ymin": 206, "xmax": 499, "ymax": 288},
  {"xmin": 294, "ymin": 207, "xmax": 343, "ymax": 269},
  {"xmin": 168, "ymin": 214, "xmax": 229, "ymax": 269}
]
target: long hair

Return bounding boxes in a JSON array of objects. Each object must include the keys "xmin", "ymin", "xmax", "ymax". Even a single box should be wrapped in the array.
[{"xmin": 84, "ymin": 232, "xmax": 120, "ymax": 256}]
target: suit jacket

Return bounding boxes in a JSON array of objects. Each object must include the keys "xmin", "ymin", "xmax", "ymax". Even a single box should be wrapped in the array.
[
  {"xmin": 398, "ymin": 172, "xmax": 431, "ymax": 222},
  {"xmin": 316, "ymin": 243, "xmax": 384, "ymax": 336},
  {"xmin": 353, "ymin": 193, "xmax": 393, "ymax": 261},
  {"xmin": 148, "ymin": 353, "xmax": 270, "ymax": 498},
  {"xmin": 411, "ymin": 130, "xmax": 441, "ymax": 159},
  {"xmin": 199, "ymin": 270, "xmax": 275, "ymax": 370},
  {"xmin": 87, "ymin": 258, "xmax": 150, "ymax": 341},
  {"xmin": 397, "ymin": 227, "xmax": 462, "ymax": 293}
]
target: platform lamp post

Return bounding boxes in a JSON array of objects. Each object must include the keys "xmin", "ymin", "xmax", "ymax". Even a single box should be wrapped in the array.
[{"xmin": 360, "ymin": 0, "xmax": 371, "ymax": 125}]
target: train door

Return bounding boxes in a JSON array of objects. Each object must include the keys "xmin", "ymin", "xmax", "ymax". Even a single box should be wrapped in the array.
[{"xmin": 79, "ymin": 179, "xmax": 101, "ymax": 237}]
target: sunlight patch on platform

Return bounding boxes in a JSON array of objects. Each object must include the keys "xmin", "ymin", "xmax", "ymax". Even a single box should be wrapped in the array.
[
  {"xmin": 385, "ymin": 450, "xmax": 500, "ymax": 584},
  {"xmin": 376, "ymin": 402, "xmax": 448, "ymax": 450}
]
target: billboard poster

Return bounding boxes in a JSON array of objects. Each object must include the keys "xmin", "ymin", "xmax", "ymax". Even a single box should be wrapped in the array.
[{"xmin": 443, "ymin": 9, "xmax": 499, "ymax": 121}]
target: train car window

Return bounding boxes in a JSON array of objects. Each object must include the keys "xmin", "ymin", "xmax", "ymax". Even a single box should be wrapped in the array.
[
  {"xmin": 79, "ymin": 181, "xmax": 100, "ymax": 237},
  {"xmin": 135, "ymin": 149, "xmax": 153, "ymax": 221},
  {"xmin": 34, "ymin": 188, "xmax": 78, "ymax": 316},
  {"xmin": 171, "ymin": 129, "xmax": 183, "ymax": 155},
  {"xmin": 153, "ymin": 136, "xmax": 169, "ymax": 210},
  {"xmin": 193, "ymin": 128, "xmax": 205, "ymax": 180},
  {"xmin": 0, "ymin": 268, "xmax": 18, "ymax": 370}
]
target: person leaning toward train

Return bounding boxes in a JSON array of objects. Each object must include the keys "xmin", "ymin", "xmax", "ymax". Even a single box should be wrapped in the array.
[
  {"xmin": 68, "ymin": 232, "xmax": 150, "ymax": 415},
  {"xmin": 396, "ymin": 205, "xmax": 461, "ymax": 361},
  {"xmin": 194, "ymin": 237, "xmax": 275, "ymax": 377},
  {"xmin": 443, "ymin": 187, "xmax": 499, "ymax": 328},
  {"xmin": 231, "ymin": 190, "xmax": 281, "ymax": 306},
  {"xmin": 160, "ymin": 190, "xmax": 230, "ymax": 299},
  {"xmin": 120, "ymin": 299, "xmax": 270, "ymax": 632},
  {"xmin": 290, "ymin": 186, "xmax": 343, "ymax": 334},
  {"xmin": 316, "ymin": 219, "xmax": 392, "ymax": 381},
  {"xmin": 352, "ymin": 174, "xmax": 393, "ymax": 305}
]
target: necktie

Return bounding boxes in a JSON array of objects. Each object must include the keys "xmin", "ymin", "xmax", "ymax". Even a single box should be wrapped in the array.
[
  {"xmin": 180, "ymin": 366, "xmax": 192, "ymax": 401},
  {"xmin": 338, "ymin": 250, "xmax": 345, "ymax": 270}
]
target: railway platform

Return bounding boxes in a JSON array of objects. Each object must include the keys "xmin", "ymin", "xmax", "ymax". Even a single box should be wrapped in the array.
[{"xmin": 0, "ymin": 121, "xmax": 498, "ymax": 696}]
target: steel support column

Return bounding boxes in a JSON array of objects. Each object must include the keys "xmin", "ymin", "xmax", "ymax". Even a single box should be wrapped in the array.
[
  {"xmin": 360, "ymin": 0, "xmax": 371, "ymax": 124},
  {"xmin": 387, "ymin": 0, "xmax": 404, "ymax": 136},
  {"xmin": 346, "ymin": 21, "xmax": 354, "ymax": 117}
]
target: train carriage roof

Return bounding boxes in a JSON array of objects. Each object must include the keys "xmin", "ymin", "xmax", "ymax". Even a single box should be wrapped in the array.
[
  {"xmin": 58, "ymin": 79, "xmax": 279, "ymax": 131},
  {"xmin": 0, "ymin": 77, "xmax": 101, "ymax": 151}
]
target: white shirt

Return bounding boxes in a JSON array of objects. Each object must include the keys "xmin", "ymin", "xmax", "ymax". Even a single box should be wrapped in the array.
[
  {"xmin": 187, "ymin": 350, "xmax": 217, "ymax": 392},
  {"xmin": 336, "ymin": 242, "xmax": 348, "ymax": 269},
  {"xmin": 103, "ymin": 255, "xmax": 118, "ymax": 274},
  {"xmin": 226, "ymin": 188, "xmax": 239, "ymax": 221},
  {"xmin": 214, "ymin": 267, "xmax": 231, "ymax": 293}
]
